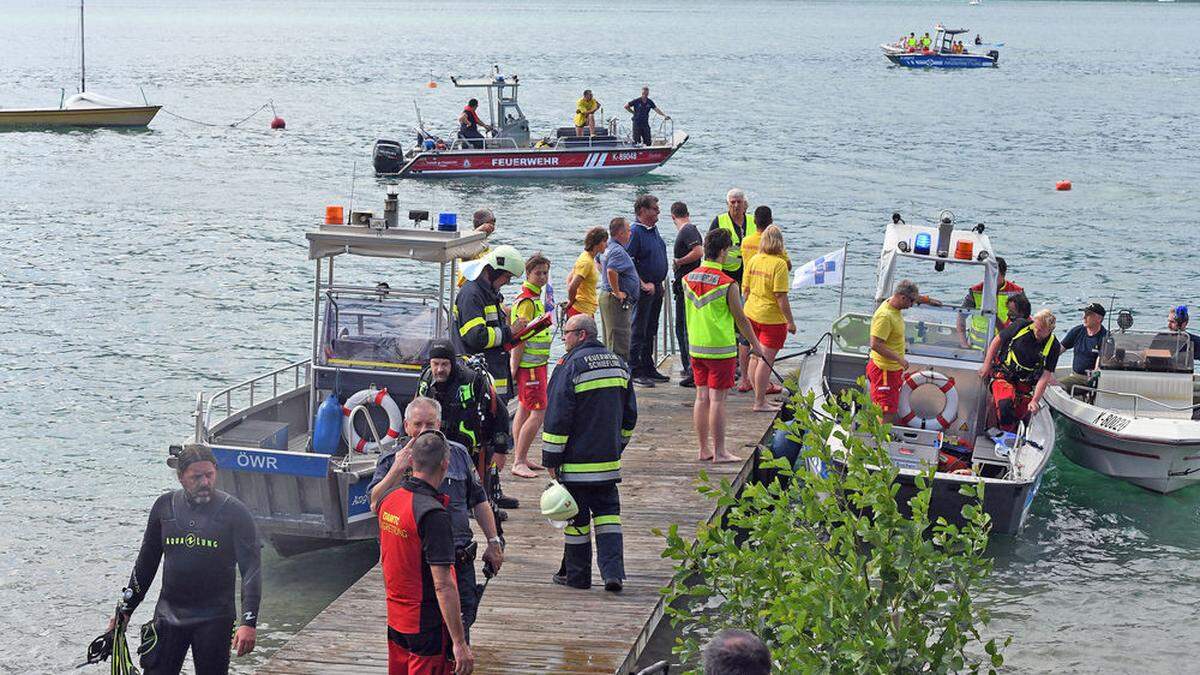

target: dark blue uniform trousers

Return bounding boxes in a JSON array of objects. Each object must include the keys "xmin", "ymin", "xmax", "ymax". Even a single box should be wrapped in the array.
[{"xmin": 561, "ymin": 483, "xmax": 624, "ymax": 587}]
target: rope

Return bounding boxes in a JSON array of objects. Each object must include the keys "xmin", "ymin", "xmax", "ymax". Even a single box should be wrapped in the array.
[{"xmin": 159, "ymin": 100, "xmax": 274, "ymax": 128}]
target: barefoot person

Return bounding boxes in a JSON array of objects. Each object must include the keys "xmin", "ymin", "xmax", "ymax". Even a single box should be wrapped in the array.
[
  {"xmin": 742, "ymin": 225, "xmax": 796, "ymax": 412},
  {"xmin": 683, "ymin": 229, "xmax": 764, "ymax": 462},
  {"xmin": 510, "ymin": 254, "xmax": 553, "ymax": 478}
]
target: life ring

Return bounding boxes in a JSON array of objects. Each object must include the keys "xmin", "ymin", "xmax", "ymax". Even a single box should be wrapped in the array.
[
  {"xmin": 897, "ymin": 370, "xmax": 959, "ymax": 431},
  {"xmin": 342, "ymin": 387, "xmax": 402, "ymax": 453}
]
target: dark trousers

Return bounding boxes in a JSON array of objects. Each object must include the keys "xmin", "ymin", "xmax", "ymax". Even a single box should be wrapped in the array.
[
  {"xmin": 139, "ymin": 616, "xmax": 234, "ymax": 675},
  {"xmin": 672, "ymin": 281, "xmax": 691, "ymax": 375},
  {"xmin": 455, "ymin": 559, "xmax": 479, "ymax": 640},
  {"xmin": 632, "ymin": 123, "xmax": 652, "ymax": 146},
  {"xmin": 630, "ymin": 284, "xmax": 664, "ymax": 375},
  {"xmin": 561, "ymin": 483, "xmax": 624, "ymax": 587},
  {"xmin": 459, "ymin": 127, "xmax": 483, "ymax": 149}
]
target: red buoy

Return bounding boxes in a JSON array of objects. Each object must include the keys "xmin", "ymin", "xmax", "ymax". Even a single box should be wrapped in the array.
[
  {"xmin": 271, "ymin": 116, "xmax": 286, "ymax": 130},
  {"xmin": 1055, "ymin": 179, "xmax": 1072, "ymax": 191}
]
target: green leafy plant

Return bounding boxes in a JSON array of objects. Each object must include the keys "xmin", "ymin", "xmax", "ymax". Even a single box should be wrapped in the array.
[{"xmin": 658, "ymin": 384, "xmax": 1008, "ymax": 673}]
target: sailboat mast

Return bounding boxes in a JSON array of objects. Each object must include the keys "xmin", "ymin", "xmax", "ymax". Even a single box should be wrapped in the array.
[{"xmin": 79, "ymin": 0, "xmax": 86, "ymax": 93}]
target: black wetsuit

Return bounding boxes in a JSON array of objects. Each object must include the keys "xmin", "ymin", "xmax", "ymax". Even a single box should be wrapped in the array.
[{"xmin": 125, "ymin": 489, "xmax": 262, "ymax": 675}]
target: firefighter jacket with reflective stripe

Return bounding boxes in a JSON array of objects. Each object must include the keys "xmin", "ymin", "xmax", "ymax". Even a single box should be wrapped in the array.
[
  {"xmin": 510, "ymin": 282, "xmax": 552, "ymax": 369},
  {"xmin": 417, "ymin": 360, "xmax": 511, "ymax": 452},
  {"xmin": 453, "ymin": 274, "xmax": 513, "ymax": 397},
  {"xmin": 683, "ymin": 261, "xmax": 737, "ymax": 360},
  {"xmin": 541, "ymin": 338, "xmax": 637, "ymax": 485},
  {"xmin": 715, "ymin": 212, "xmax": 757, "ymax": 272}
]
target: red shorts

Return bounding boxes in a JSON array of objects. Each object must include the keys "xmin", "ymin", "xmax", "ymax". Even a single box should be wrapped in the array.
[
  {"xmin": 691, "ymin": 357, "xmax": 737, "ymax": 390},
  {"xmin": 516, "ymin": 365, "xmax": 547, "ymax": 410},
  {"xmin": 749, "ymin": 319, "xmax": 787, "ymax": 350},
  {"xmin": 866, "ymin": 360, "xmax": 903, "ymax": 413},
  {"xmin": 565, "ymin": 305, "xmax": 588, "ymax": 318}
]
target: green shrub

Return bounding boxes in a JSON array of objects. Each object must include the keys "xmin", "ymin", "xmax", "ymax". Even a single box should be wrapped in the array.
[{"xmin": 658, "ymin": 385, "xmax": 1008, "ymax": 673}]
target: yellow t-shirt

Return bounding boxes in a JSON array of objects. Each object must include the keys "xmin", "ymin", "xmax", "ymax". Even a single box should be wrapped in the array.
[
  {"xmin": 570, "ymin": 251, "xmax": 599, "ymax": 315},
  {"xmin": 743, "ymin": 253, "xmax": 790, "ymax": 325},
  {"xmin": 740, "ymin": 232, "xmax": 790, "ymax": 270},
  {"xmin": 456, "ymin": 246, "xmax": 490, "ymax": 288},
  {"xmin": 869, "ymin": 300, "xmax": 906, "ymax": 371},
  {"xmin": 574, "ymin": 97, "xmax": 599, "ymax": 127}
]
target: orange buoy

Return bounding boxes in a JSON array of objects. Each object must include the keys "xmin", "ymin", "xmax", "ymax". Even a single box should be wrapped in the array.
[
  {"xmin": 427, "ymin": 70, "xmax": 438, "ymax": 88},
  {"xmin": 325, "ymin": 205, "xmax": 344, "ymax": 224},
  {"xmin": 1055, "ymin": 180, "xmax": 1072, "ymax": 191}
]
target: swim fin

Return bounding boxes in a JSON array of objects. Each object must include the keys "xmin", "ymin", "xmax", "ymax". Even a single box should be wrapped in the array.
[{"xmin": 78, "ymin": 592, "xmax": 140, "ymax": 674}]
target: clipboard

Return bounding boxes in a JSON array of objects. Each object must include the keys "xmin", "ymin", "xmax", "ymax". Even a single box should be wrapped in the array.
[{"xmin": 505, "ymin": 311, "xmax": 554, "ymax": 350}]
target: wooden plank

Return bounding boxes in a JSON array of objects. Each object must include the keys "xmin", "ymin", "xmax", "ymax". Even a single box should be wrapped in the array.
[{"xmin": 263, "ymin": 356, "xmax": 769, "ymax": 674}]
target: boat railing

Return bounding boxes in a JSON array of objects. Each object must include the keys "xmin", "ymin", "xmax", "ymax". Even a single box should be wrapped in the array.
[
  {"xmin": 450, "ymin": 136, "xmax": 521, "ymax": 151},
  {"xmin": 201, "ymin": 359, "xmax": 312, "ymax": 438},
  {"xmin": 1069, "ymin": 383, "xmax": 1200, "ymax": 417}
]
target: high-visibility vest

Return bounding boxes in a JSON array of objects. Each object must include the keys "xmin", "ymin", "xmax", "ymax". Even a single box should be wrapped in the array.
[
  {"xmin": 967, "ymin": 281, "xmax": 1023, "ymax": 348},
  {"xmin": 683, "ymin": 261, "xmax": 737, "ymax": 360},
  {"xmin": 907, "ymin": 37, "xmax": 917, "ymax": 48},
  {"xmin": 1000, "ymin": 324, "xmax": 1057, "ymax": 382},
  {"xmin": 510, "ymin": 282, "xmax": 551, "ymax": 368},
  {"xmin": 921, "ymin": 36, "xmax": 932, "ymax": 48},
  {"xmin": 715, "ymin": 212, "xmax": 757, "ymax": 273}
]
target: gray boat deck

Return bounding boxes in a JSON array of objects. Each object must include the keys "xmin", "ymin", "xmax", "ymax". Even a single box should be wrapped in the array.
[{"xmin": 263, "ymin": 357, "xmax": 770, "ymax": 674}]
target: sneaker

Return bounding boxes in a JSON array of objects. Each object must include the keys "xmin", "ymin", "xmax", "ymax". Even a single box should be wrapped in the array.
[
  {"xmin": 646, "ymin": 370, "xmax": 670, "ymax": 382},
  {"xmin": 633, "ymin": 376, "xmax": 657, "ymax": 388},
  {"xmin": 678, "ymin": 375, "xmax": 695, "ymax": 388},
  {"xmin": 553, "ymin": 573, "xmax": 590, "ymax": 590},
  {"xmin": 495, "ymin": 495, "xmax": 520, "ymax": 509},
  {"xmin": 604, "ymin": 578, "xmax": 623, "ymax": 592}
]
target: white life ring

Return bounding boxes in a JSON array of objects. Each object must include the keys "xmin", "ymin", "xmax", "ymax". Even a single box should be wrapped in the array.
[
  {"xmin": 897, "ymin": 370, "xmax": 959, "ymax": 431},
  {"xmin": 342, "ymin": 387, "xmax": 402, "ymax": 453}
]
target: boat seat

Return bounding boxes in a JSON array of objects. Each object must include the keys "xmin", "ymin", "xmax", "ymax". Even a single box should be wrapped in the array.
[{"xmin": 1094, "ymin": 370, "xmax": 1195, "ymax": 419}]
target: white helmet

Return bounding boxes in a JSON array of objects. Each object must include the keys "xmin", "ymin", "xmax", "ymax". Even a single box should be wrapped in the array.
[
  {"xmin": 489, "ymin": 245, "xmax": 525, "ymax": 278},
  {"xmin": 540, "ymin": 481, "xmax": 578, "ymax": 528}
]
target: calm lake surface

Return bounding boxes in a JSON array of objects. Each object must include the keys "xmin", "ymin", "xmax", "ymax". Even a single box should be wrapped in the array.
[{"xmin": 2, "ymin": 0, "xmax": 1198, "ymax": 672}]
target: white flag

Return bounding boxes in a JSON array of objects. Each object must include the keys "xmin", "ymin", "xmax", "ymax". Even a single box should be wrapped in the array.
[{"xmin": 793, "ymin": 247, "xmax": 845, "ymax": 288}]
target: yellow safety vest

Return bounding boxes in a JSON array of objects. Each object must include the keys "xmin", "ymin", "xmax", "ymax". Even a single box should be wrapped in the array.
[
  {"xmin": 715, "ymin": 212, "xmax": 757, "ymax": 273},
  {"xmin": 510, "ymin": 282, "xmax": 551, "ymax": 368},
  {"xmin": 683, "ymin": 261, "xmax": 737, "ymax": 360},
  {"xmin": 967, "ymin": 283, "xmax": 1021, "ymax": 349}
]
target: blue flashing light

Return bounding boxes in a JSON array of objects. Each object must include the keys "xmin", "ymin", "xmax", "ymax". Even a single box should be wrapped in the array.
[{"xmin": 914, "ymin": 232, "xmax": 932, "ymax": 255}]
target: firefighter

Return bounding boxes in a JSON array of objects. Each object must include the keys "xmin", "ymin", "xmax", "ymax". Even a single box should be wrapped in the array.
[
  {"xmin": 417, "ymin": 340, "xmax": 516, "ymax": 513},
  {"xmin": 979, "ymin": 309, "xmax": 1062, "ymax": 433},
  {"xmin": 541, "ymin": 314, "xmax": 637, "ymax": 592},
  {"xmin": 453, "ymin": 244, "xmax": 528, "ymax": 402}
]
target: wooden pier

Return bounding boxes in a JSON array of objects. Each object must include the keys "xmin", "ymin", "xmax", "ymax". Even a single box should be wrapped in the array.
[{"xmin": 264, "ymin": 358, "xmax": 770, "ymax": 674}]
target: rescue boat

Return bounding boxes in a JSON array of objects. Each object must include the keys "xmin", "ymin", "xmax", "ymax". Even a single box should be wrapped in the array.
[
  {"xmin": 791, "ymin": 212, "xmax": 1055, "ymax": 535},
  {"xmin": 881, "ymin": 25, "xmax": 999, "ymax": 68},
  {"xmin": 372, "ymin": 67, "xmax": 687, "ymax": 179}
]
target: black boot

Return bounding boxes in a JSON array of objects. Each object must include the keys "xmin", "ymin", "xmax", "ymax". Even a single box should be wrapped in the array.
[{"xmin": 492, "ymin": 466, "xmax": 519, "ymax": 509}]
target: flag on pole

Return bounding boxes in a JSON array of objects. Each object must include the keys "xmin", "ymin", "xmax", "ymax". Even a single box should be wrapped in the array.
[{"xmin": 793, "ymin": 247, "xmax": 846, "ymax": 288}]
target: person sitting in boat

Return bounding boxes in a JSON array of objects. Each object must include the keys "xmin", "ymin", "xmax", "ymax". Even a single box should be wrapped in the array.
[
  {"xmin": 1168, "ymin": 305, "xmax": 1200, "ymax": 360},
  {"xmin": 921, "ymin": 32, "xmax": 933, "ymax": 51},
  {"xmin": 906, "ymin": 32, "xmax": 918, "ymax": 52},
  {"xmin": 979, "ymin": 309, "xmax": 1062, "ymax": 433},
  {"xmin": 574, "ymin": 90, "xmax": 601, "ymax": 137},
  {"xmin": 975, "ymin": 34, "xmax": 983, "ymax": 46},
  {"xmin": 958, "ymin": 256, "xmax": 1024, "ymax": 350},
  {"xmin": 458, "ymin": 98, "xmax": 494, "ymax": 149},
  {"xmin": 1058, "ymin": 303, "xmax": 1109, "ymax": 397}
]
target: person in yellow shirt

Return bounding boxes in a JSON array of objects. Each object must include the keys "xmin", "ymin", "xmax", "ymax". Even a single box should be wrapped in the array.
[
  {"xmin": 566, "ymin": 227, "xmax": 608, "ymax": 318},
  {"xmin": 742, "ymin": 226, "xmax": 796, "ymax": 412},
  {"xmin": 574, "ymin": 90, "xmax": 600, "ymax": 137},
  {"xmin": 868, "ymin": 280, "xmax": 919, "ymax": 423},
  {"xmin": 740, "ymin": 206, "xmax": 792, "ymax": 271}
]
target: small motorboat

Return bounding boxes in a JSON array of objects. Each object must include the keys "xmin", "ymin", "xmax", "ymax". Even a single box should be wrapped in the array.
[
  {"xmin": 1045, "ymin": 312, "xmax": 1200, "ymax": 494},
  {"xmin": 180, "ymin": 198, "xmax": 488, "ymax": 555},
  {"xmin": 0, "ymin": 1, "xmax": 159, "ymax": 129},
  {"xmin": 793, "ymin": 212, "xmax": 1054, "ymax": 534},
  {"xmin": 372, "ymin": 67, "xmax": 687, "ymax": 179},
  {"xmin": 881, "ymin": 25, "xmax": 999, "ymax": 69}
]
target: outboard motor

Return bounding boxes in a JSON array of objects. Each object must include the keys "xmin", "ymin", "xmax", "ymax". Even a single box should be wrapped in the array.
[
  {"xmin": 987, "ymin": 49, "xmax": 1000, "ymax": 64},
  {"xmin": 372, "ymin": 139, "xmax": 405, "ymax": 175}
]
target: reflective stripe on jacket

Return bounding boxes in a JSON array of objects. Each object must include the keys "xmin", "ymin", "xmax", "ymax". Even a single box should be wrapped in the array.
[
  {"xmin": 715, "ymin": 212, "xmax": 757, "ymax": 273},
  {"xmin": 453, "ymin": 275, "xmax": 513, "ymax": 396},
  {"xmin": 684, "ymin": 261, "xmax": 737, "ymax": 360},
  {"xmin": 510, "ymin": 282, "xmax": 552, "ymax": 368}
]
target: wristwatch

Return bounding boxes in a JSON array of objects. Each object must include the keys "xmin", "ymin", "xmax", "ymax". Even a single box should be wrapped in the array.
[{"xmin": 487, "ymin": 537, "xmax": 503, "ymax": 547}]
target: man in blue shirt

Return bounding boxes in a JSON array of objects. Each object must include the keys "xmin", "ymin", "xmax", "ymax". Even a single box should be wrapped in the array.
[
  {"xmin": 625, "ymin": 194, "xmax": 670, "ymax": 386},
  {"xmin": 600, "ymin": 217, "xmax": 640, "ymax": 363},
  {"xmin": 1059, "ymin": 303, "xmax": 1109, "ymax": 396},
  {"xmin": 624, "ymin": 87, "xmax": 670, "ymax": 146}
]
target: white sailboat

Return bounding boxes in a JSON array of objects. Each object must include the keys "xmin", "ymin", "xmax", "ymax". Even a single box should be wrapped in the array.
[{"xmin": 0, "ymin": 1, "xmax": 159, "ymax": 129}]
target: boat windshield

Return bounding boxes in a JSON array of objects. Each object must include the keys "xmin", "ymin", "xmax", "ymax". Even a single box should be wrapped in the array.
[
  {"xmin": 319, "ymin": 295, "xmax": 442, "ymax": 370},
  {"xmin": 1100, "ymin": 331, "xmax": 1194, "ymax": 373},
  {"xmin": 831, "ymin": 305, "xmax": 987, "ymax": 362}
]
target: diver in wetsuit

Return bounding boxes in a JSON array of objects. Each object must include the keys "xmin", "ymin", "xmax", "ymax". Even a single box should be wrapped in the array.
[{"xmin": 111, "ymin": 444, "xmax": 262, "ymax": 675}]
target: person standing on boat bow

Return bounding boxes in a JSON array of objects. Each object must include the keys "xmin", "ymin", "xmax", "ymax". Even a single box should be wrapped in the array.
[
  {"xmin": 624, "ymin": 86, "xmax": 670, "ymax": 146},
  {"xmin": 980, "ymin": 309, "xmax": 1062, "ymax": 433},
  {"xmin": 113, "ymin": 445, "xmax": 261, "ymax": 675},
  {"xmin": 458, "ymin": 98, "xmax": 493, "ymax": 150}
]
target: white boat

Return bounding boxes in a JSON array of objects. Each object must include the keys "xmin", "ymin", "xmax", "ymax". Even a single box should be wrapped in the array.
[
  {"xmin": 1045, "ymin": 318, "xmax": 1200, "ymax": 493},
  {"xmin": 793, "ymin": 213, "xmax": 1055, "ymax": 534},
  {"xmin": 0, "ymin": 1, "xmax": 159, "ymax": 129}
]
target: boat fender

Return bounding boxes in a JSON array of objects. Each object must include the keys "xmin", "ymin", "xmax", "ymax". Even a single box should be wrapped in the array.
[
  {"xmin": 897, "ymin": 370, "xmax": 959, "ymax": 431},
  {"xmin": 312, "ymin": 393, "xmax": 343, "ymax": 454},
  {"xmin": 1055, "ymin": 179, "xmax": 1072, "ymax": 191},
  {"xmin": 342, "ymin": 387, "xmax": 403, "ymax": 453}
]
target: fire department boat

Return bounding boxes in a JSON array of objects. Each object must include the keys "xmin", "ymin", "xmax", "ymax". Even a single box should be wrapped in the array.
[
  {"xmin": 882, "ymin": 25, "xmax": 999, "ymax": 68},
  {"xmin": 372, "ymin": 68, "xmax": 688, "ymax": 179},
  {"xmin": 178, "ymin": 203, "xmax": 487, "ymax": 555},
  {"xmin": 792, "ymin": 214, "xmax": 1054, "ymax": 534}
]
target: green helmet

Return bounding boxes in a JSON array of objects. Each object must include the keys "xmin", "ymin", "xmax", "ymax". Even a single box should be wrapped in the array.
[
  {"xmin": 489, "ymin": 244, "xmax": 525, "ymax": 278},
  {"xmin": 540, "ymin": 481, "xmax": 578, "ymax": 526}
]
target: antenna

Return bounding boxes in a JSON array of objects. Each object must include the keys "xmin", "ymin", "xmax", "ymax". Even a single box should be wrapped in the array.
[
  {"xmin": 347, "ymin": 158, "xmax": 358, "ymax": 225},
  {"xmin": 79, "ymin": 0, "xmax": 86, "ymax": 93}
]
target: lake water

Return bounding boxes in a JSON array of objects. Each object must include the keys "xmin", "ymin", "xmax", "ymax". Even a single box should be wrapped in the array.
[{"xmin": 2, "ymin": 0, "xmax": 1198, "ymax": 672}]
